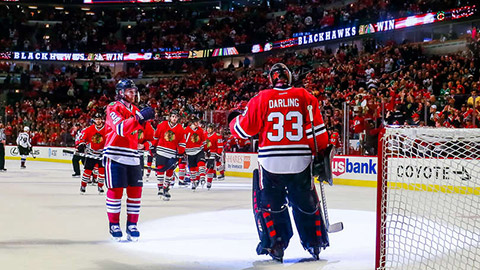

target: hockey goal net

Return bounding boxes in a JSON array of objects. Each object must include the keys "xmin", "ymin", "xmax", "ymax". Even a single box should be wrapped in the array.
[{"xmin": 376, "ymin": 127, "xmax": 480, "ymax": 270}]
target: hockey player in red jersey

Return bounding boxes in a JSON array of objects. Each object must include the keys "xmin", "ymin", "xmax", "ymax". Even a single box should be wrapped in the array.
[
  {"xmin": 104, "ymin": 79, "xmax": 155, "ymax": 241},
  {"xmin": 230, "ymin": 63, "xmax": 330, "ymax": 262},
  {"xmin": 205, "ymin": 123, "xmax": 221, "ymax": 189},
  {"xmin": 184, "ymin": 116, "xmax": 206, "ymax": 190},
  {"xmin": 216, "ymin": 127, "xmax": 225, "ymax": 180},
  {"xmin": 237, "ymin": 137, "xmax": 251, "ymax": 152},
  {"xmin": 79, "ymin": 113, "xmax": 106, "ymax": 194},
  {"xmin": 137, "ymin": 120, "xmax": 155, "ymax": 179},
  {"xmin": 153, "ymin": 110, "xmax": 185, "ymax": 200}
]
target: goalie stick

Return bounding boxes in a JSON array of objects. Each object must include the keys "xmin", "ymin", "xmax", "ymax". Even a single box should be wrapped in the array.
[{"xmin": 307, "ymin": 105, "xmax": 343, "ymax": 233}]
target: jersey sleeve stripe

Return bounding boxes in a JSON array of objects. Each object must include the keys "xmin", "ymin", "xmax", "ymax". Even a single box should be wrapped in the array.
[
  {"xmin": 234, "ymin": 117, "xmax": 250, "ymax": 139},
  {"xmin": 307, "ymin": 128, "xmax": 327, "ymax": 139},
  {"xmin": 116, "ymin": 122, "xmax": 124, "ymax": 137},
  {"xmin": 306, "ymin": 124, "xmax": 325, "ymax": 134}
]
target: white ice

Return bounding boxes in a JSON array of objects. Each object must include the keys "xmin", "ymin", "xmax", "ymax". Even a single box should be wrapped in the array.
[{"xmin": 0, "ymin": 160, "xmax": 377, "ymax": 270}]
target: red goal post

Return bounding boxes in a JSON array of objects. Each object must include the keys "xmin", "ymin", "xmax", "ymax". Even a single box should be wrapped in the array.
[{"xmin": 376, "ymin": 126, "xmax": 480, "ymax": 270}]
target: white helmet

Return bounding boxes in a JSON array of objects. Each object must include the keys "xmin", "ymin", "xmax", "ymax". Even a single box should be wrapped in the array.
[{"xmin": 24, "ymin": 126, "xmax": 30, "ymax": 132}]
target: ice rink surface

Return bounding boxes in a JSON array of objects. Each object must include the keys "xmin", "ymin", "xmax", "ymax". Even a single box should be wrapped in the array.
[{"xmin": 0, "ymin": 160, "xmax": 377, "ymax": 270}]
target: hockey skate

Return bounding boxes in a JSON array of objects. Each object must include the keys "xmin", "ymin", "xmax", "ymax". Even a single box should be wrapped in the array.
[
  {"xmin": 163, "ymin": 187, "xmax": 171, "ymax": 201},
  {"xmin": 72, "ymin": 173, "xmax": 80, "ymax": 178},
  {"xmin": 109, "ymin": 223, "xmax": 122, "ymax": 242},
  {"xmin": 191, "ymin": 181, "xmax": 198, "ymax": 191},
  {"xmin": 200, "ymin": 179, "xmax": 206, "ymax": 187},
  {"xmin": 98, "ymin": 186, "xmax": 104, "ymax": 194},
  {"xmin": 307, "ymin": 246, "xmax": 320, "ymax": 260},
  {"xmin": 80, "ymin": 186, "xmax": 86, "ymax": 194},
  {"xmin": 178, "ymin": 179, "xmax": 188, "ymax": 187},
  {"xmin": 206, "ymin": 182, "xmax": 212, "ymax": 190},
  {"xmin": 126, "ymin": 222, "xmax": 140, "ymax": 242},
  {"xmin": 217, "ymin": 175, "xmax": 225, "ymax": 181},
  {"xmin": 268, "ymin": 243, "xmax": 285, "ymax": 263},
  {"xmin": 157, "ymin": 188, "xmax": 164, "ymax": 197}
]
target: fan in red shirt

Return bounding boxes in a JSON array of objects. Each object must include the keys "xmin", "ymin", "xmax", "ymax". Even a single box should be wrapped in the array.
[{"xmin": 329, "ymin": 129, "xmax": 341, "ymax": 149}]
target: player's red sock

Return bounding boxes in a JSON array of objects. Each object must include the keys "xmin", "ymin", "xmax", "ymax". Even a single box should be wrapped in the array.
[
  {"xmin": 106, "ymin": 188, "xmax": 123, "ymax": 224},
  {"xmin": 98, "ymin": 167, "xmax": 105, "ymax": 188},
  {"xmin": 126, "ymin": 186, "xmax": 142, "ymax": 224},
  {"xmin": 147, "ymin": 161, "xmax": 152, "ymax": 174},
  {"xmin": 81, "ymin": 169, "xmax": 92, "ymax": 187},
  {"xmin": 178, "ymin": 163, "xmax": 186, "ymax": 182}
]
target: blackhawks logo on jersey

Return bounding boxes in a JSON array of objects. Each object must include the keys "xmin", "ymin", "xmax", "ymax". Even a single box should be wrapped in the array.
[
  {"xmin": 92, "ymin": 133, "xmax": 103, "ymax": 144},
  {"xmin": 164, "ymin": 130, "xmax": 175, "ymax": 142},
  {"xmin": 138, "ymin": 129, "xmax": 144, "ymax": 141},
  {"xmin": 191, "ymin": 133, "xmax": 200, "ymax": 143},
  {"xmin": 206, "ymin": 139, "xmax": 212, "ymax": 148}
]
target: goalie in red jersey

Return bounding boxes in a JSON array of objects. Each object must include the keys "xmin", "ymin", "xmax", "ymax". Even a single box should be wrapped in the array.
[
  {"xmin": 103, "ymin": 79, "xmax": 155, "ymax": 241},
  {"xmin": 230, "ymin": 63, "xmax": 330, "ymax": 262}
]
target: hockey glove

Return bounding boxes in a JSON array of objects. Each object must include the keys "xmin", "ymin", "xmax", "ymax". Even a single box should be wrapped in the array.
[
  {"xmin": 77, "ymin": 144, "xmax": 86, "ymax": 153},
  {"xmin": 312, "ymin": 144, "xmax": 334, "ymax": 186},
  {"xmin": 136, "ymin": 107, "xmax": 155, "ymax": 125},
  {"xmin": 149, "ymin": 145, "xmax": 156, "ymax": 155}
]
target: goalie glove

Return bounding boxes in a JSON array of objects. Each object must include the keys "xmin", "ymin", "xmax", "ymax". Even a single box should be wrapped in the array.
[{"xmin": 312, "ymin": 144, "xmax": 334, "ymax": 186}]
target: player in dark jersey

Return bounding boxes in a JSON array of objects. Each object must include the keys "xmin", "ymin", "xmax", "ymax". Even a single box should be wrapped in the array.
[{"xmin": 230, "ymin": 63, "xmax": 330, "ymax": 262}]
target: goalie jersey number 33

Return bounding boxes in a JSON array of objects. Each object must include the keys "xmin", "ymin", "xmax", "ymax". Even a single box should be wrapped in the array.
[{"xmin": 231, "ymin": 87, "xmax": 328, "ymax": 174}]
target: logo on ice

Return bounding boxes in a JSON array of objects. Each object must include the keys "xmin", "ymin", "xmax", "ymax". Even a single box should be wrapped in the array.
[{"xmin": 332, "ymin": 157, "xmax": 377, "ymax": 176}]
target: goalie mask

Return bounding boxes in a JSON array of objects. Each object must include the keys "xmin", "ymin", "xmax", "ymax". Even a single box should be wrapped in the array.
[
  {"xmin": 269, "ymin": 63, "xmax": 292, "ymax": 89},
  {"xmin": 115, "ymin": 79, "xmax": 140, "ymax": 104}
]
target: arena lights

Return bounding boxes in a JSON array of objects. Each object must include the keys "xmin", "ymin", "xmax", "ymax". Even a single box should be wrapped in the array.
[
  {"xmin": 254, "ymin": 5, "xmax": 477, "ymax": 53},
  {"xmin": 84, "ymin": 0, "xmax": 173, "ymax": 3},
  {"xmin": 1, "ymin": 5, "xmax": 477, "ymax": 62}
]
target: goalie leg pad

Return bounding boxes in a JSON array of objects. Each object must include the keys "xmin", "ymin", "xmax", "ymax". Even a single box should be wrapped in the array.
[
  {"xmin": 253, "ymin": 169, "xmax": 293, "ymax": 255},
  {"xmin": 286, "ymin": 167, "xmax": 329, "ymax": 250}
]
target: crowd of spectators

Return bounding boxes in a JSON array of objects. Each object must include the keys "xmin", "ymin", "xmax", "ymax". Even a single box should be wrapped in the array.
[
  {"xmin": 0, "ymin": 0, "xmax": 471, "ymax": 52},
  {"xmin": 2, "ymin": 29, "xmax": 480, "ymax": 153}
]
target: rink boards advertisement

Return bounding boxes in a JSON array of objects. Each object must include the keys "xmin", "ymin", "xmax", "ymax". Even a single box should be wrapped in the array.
[
  {"xmin": 5, "ymin": 145, "xmax": 75, "ymax": 163},
  {"xmin": 224, "ymin": 152, "xmax": 258, "ymax": 178},
  {"xmin": 387, "ymin": 158, "xmax": 480, "ymax": 194},
  {"xmin": 225, "ymin": 153, "xmax": 378, "ymax": 187}
]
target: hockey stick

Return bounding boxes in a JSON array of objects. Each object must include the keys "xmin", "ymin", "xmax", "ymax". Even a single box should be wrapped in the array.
[
  {"xmin": 63, "ymin": 149, "xmax": 102, "ymax": 160},
  {"xmin": 64, "ymin": 149, "xmax": 182, "ymax": 174},
  {"xmin": 29, "ymin": 147, "xmax": 36, "ymax": 159},
  {"xmin": 307, "ymin": 105, "xmax": 344, "ymax": 233}
]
